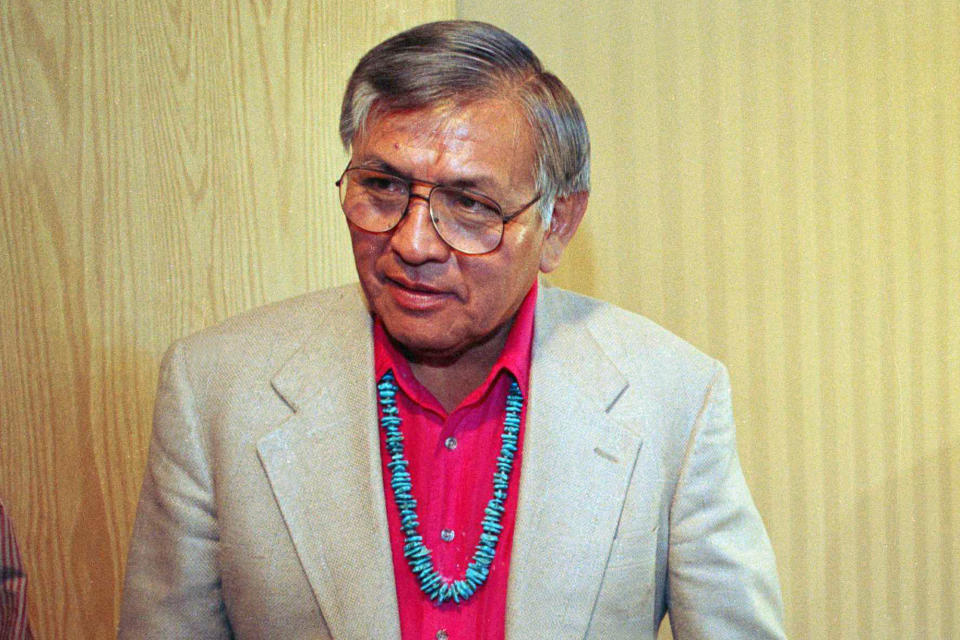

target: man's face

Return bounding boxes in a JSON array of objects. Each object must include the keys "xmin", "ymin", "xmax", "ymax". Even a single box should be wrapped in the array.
[{"xmin": 347, "ymin": 99, "xmax": 548, "ymax": 362}]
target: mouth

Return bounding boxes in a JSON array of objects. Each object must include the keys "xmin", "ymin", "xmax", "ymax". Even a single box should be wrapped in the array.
[{"xmin": 384, "ymin": 275, "xmax": 454, "ymax": 310}]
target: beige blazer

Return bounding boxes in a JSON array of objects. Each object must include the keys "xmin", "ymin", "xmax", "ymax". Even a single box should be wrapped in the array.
[{"xmin": 119, "ymin": 284, "xmax": 785, "ymax": 639}]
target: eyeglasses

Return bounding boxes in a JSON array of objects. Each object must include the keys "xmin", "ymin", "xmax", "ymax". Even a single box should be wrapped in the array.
[{"xmin": 336, "ymin": 166, "xmax": 541, "ymax": 255}]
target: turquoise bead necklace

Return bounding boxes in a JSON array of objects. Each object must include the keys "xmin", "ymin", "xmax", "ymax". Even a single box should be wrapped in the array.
[{"xmin": 377, "ymin": 370, "xmax": 523, "ymax": 605}]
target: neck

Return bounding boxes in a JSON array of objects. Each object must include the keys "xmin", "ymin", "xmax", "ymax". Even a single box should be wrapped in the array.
[
  {"xmin": 399, "ymin": 320, "xmax": 513, "ymax": 412},
  {"xmin": 408, "ymin": 360, "xmax": 487, "ymax": 413}
]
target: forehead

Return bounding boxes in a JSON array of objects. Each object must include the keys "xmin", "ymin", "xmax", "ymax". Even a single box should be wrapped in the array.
[{"xmin": 352, "ymin": 100, "xmax": 536, "ymax": 192}]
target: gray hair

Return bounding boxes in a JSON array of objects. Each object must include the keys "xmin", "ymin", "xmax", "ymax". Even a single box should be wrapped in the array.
[{"xmin": 339, "ymin": 20, "xmax": 590, "ymax": 225}]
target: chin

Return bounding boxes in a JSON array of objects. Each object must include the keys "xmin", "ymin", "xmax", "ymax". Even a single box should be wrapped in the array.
[{"xmin": 386, "ymin": 324, "xmax": 453, "ymax": 355}]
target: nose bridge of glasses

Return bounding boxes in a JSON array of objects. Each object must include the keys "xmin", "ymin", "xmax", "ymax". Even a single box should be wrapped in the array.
[
  {"xmin": 406, "ymin": 191, "xmax": 431, "ymax": 207},
  {"xmin": 390, "ymin": 192, "xmax": 451, "ymax": 260},
  {"xmin": 401, "ymin": 180, "xmax": 440, "ymax": 231},
  {"xmin": 394, "ymin": 181, "xmax": 442, "ymax": 233},
  {"xmin": 401, "ymin": 189, "xmax": 434, "ymax": 232},
  {"xmin": 405, "ymin": 176, "xmax": 437, "ymax": 207}
]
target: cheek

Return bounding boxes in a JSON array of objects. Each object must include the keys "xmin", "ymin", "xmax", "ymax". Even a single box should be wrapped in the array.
[
  {"xmin": 498, "ymin": 230, "xmax": 546, "ymax": 280},
  {"xmin": 460, "ymin": 254, "xmax": 534, "ymax": 311},
  {"xmin": 349, "ymin": 229, "xmax": 383, "ymax": 273}
]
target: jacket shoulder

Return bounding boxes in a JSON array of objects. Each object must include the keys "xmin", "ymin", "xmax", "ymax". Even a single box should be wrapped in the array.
[
  {"xmin": 540, "ymin": 285, "xmax": 720, "ymax": 384},
  {"xmin": 163, "ymin": 283, "xmax": 368, "ymax": 380},
  {"xmin": 537, "ymin": 285, "xmax": 725, "ymax": 446}
]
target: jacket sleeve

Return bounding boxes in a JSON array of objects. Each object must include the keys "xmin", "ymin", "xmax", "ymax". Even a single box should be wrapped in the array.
[
  {"xmin": 666, "ymin": 364, "xmax": 786, "ymax": 639},
  {"xmin": 118, "ymin": 341, "xmax": 232, "ymax": 638}
]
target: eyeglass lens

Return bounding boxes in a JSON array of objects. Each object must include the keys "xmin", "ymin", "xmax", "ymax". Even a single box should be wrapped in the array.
[{"xmin": 338, "ymin": 168, "xmax": 505, "ymax": 254}]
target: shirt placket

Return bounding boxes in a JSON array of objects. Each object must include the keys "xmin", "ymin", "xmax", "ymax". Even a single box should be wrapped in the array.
[{"xmin": 423, "ymin": 411, "xmax": 464, "ymax": 638}]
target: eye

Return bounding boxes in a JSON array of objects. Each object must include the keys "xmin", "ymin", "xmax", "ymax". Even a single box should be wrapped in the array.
[
  {"xmin": 357, "ymin": 172, "xmax": 406, "ymax": 194},
  {"xmin": 441, "ymin": 189, "xmax": 499, "ymax": 218},
  {"xmin": 453, "ymin": 194, "xmax": 484, "ymax": 211}
]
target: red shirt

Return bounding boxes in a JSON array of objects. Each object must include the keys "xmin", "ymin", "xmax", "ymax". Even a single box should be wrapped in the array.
[{"xmin": 374, "ymin": 283, "xmax": 536, "ymax": 640}]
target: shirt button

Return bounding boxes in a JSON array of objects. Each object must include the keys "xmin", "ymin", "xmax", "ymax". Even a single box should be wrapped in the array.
[
  {"xmin": 436, "ymin": 630, "xmax": 449, "ymax": 640},
  {"xmin": 444, "ymin": 436, "xmax": 457, "ymax": 450},
  {"xmin": 440, "ymin": 528, "xmax": 455, "ymax": 542}
]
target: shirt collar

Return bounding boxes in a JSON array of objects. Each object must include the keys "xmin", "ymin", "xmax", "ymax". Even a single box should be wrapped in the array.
[{"xmin": 373, "ymin": 280, "xmax": 538, "ymax": 415}]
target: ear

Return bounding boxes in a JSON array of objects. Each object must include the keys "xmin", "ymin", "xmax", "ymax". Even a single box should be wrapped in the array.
[{"xmin": 539, "ymin": 191, "xmax": 589, "ymax": 273}]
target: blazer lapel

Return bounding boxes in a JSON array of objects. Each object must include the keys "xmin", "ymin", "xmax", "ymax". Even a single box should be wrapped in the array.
[
  {"xmin": 256, "ymin": 289, "xmax": 401, "ymax": 640},
  {"xmin": 507, "ymin": 287, "xmax": 643, "ymax": 639}
]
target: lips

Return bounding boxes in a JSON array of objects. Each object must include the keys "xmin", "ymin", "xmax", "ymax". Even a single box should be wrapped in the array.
[{"xmin": 384, "ymin": 275, "xmax": 454, "ymax": 311}]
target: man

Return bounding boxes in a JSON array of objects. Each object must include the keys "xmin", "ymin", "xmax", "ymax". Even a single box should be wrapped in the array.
[{"xmin": 120, "ymin": 21, "xmax": 785, "ymax": 639}]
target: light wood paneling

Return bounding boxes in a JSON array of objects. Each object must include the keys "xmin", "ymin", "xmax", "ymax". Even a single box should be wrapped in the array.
[
  {"xmin": 0, "ymin": 1, "xmax": 454, "ymax": 636},
  {"xmin": 459, "ymin": 1, "xmax": 960, "ymax": 638}
]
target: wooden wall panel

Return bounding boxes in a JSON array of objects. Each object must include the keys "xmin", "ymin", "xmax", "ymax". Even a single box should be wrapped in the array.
[
  {"xmin": 0, "ymin": 1, "xmax": 454, "ymax": 636},
  {"xmin": 459, "ymin": 1, "xmax": 959, "ymax": 638}
]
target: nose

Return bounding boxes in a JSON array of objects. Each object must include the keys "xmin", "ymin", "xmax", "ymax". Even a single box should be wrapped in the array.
[{"xmin": 388, "ymin": 191, "xmax": 451, "ymax": 265}]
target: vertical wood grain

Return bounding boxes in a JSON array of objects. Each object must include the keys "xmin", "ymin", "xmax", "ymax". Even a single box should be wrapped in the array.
[{"xmin": 0, "ymin": 1, "xmax": 454, "ymax": 636}]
